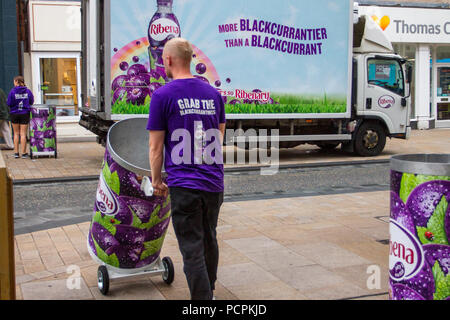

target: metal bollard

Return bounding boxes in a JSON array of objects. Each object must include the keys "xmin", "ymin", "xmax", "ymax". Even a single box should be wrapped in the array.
[{"xmin": 0, "ymin": 152, "xmax": 15, "ymax": 300}]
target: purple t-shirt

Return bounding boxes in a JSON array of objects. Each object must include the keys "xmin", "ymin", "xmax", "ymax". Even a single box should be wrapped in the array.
[
  {"xmin": 147, "ymin": 78, "xmax": 226, "ymax": 193},
  {"xmin": 7, "ymin": 86, "xmax": 34, "ymax": 115}
]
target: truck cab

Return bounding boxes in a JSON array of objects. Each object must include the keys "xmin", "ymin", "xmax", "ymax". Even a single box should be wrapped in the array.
[{"xmin": 348, "ymin": 15, "xmax": 412, "ymax": 156}]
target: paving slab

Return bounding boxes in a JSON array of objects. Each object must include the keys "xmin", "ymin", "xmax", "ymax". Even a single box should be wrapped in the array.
[{"xmin": 21, "ymin": 278, "xmax": 93, "ymax": 300}]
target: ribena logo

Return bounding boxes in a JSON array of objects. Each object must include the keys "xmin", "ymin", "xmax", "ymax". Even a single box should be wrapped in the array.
[
  {"xmin": 390, "ymin": 240, "xmax": 415, "ymax": 265},
  {"xmin": 389, "ymin": 220, "xmax": 424, "ymax": 281},
  {"xmin": 150, "ymin": 18, "xmax": 180, "ymax": 41},
  {"xmin": 378, "ymin": 95, "xmax": 395, "ymax": 109},
  {"xmin": 96, "ymin": 174, "xmax": 118, "ymax": 216},
  {"xmin": 235, "ymin": 89, "xmax": 271, "ymax": 103},
  {"xmin": 151, "ymin": 24, "xmax": 180, "ymax": 36}
]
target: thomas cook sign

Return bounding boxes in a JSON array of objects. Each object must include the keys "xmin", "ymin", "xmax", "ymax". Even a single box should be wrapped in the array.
[{"xmin": 359, "ymin": 6, "xmax": 450, "ymax": 44}]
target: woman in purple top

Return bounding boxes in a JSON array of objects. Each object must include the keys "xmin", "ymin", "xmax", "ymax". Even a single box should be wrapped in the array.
[{"xmin": 7, "ymin": 76, "xmax": 34, "ymax": 159}]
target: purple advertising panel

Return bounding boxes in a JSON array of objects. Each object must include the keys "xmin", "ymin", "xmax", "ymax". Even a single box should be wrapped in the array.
[{"xmin": 109, "ymin": 0, "xmax": 353, "ymax": 119}]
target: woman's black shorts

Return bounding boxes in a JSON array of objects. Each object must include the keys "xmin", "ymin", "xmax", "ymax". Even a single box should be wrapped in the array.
[{"xmin": 10, "ymin": 113, "xmax": 30, "ymax": 125}]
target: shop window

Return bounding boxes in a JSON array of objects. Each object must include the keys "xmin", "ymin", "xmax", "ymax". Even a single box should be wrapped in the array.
[
  {"xmin": 437, "ymin": 46, "xmax": 450, "ymax": 63},
  {"xmin": 368, "ymin": 59, "xmax": 405, "ymax": 97},
  {"xmin": 40, "ymin": 58, "xmax": 79, "ymax": 117},
  {"xmin": 437, "ymin": 66, "xmax": 450, "ymax": 121}
]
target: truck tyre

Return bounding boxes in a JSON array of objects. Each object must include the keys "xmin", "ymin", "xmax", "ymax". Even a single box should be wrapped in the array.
[{"xmin": 354, "ymin": 121, "xmax": 386, "ymax": 157}]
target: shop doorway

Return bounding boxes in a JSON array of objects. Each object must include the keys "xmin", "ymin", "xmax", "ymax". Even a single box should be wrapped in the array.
[
  {"xmin": 435, "ymin": 64, "xmax": 450, "ymax": 128},
  {"xmin": 32, "ymin": 53, "xmax": 81, "ymax": 122}
]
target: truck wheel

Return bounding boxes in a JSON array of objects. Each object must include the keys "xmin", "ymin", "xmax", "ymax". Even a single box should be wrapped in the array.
[{"xmin": 354, "ymin": 122, "xmax": 386, "ymax": 157}]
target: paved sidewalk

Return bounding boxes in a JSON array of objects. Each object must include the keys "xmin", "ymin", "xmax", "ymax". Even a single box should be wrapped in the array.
[
  {"xmin": 15, "ymin": 190, "xmax": 390, "ymax": 300},
  {"xmin": 2, "ymin": 127, "xmax": 450, "ymax": 181},
  {"xmin": 7, "ymin": 127, "xmax": 450, "ymax": 300}
]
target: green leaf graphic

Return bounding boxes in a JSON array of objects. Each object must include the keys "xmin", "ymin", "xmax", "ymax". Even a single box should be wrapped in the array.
[
  {"xmin": 399, "ymin": 173, "xmax": 417, "ymax": 203},
  {"xmin": 129, "ymin": 202, "xmax": 171, "ymax": 230},
  {"xmin": 109, "ymin": 171, "xmax": 121, "ymax": 196},
  {"xmin": 416, "ymin": 175, "xmax": 450, "ymax": 185},
  {"xmin": 102, "ymin": 162, "xmax": 120, "ymax": 195},
  {"xmin": 93, "ymin": 211, "xmax": 117, "ymax": 236},
  {"xmin": 416, "ymin": 197, "xmax": 449, "ymax": 245},
  {"xmin": 141, "ymin": 233, "xmax": 166, "ymax": 261},
  {"xmin": 433, "ymin": 261, "xmax": 450, "ymax": 300},
  {"xmin": 44, "ymin": 138, "xmax": 55, "ymax": 149}
]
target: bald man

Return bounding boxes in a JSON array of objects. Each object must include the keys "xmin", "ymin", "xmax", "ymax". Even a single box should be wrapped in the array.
[{"xmin": 147, "ymin": 38, "xmax": 226, "ymax": 300}]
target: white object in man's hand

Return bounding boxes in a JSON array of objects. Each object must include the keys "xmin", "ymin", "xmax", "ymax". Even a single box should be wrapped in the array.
[
  {"xmin": 142, "ymin": 176, "xmax": 169, "ymax": 197},
  {"xmin": 140, "ymin": 176, "xmax": 154, "ymax": 197}
]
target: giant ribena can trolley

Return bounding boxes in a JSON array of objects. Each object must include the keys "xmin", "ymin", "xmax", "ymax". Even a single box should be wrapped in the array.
[
  {"xmin": 87, "ymin": 118, "xmax": 174, "ymax": 295},
  {"xmin": 390, "ymin": 154, "xmax": 450, "ymax": 300},
  {"xmin": 29, "ymin": 105, "xmax": 58, "ymax": 159}
]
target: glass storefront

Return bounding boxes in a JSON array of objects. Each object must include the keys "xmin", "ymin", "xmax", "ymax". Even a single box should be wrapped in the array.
[
  {"xmin": 393, "ymin": 44, "xmax": 450, "ymax": 126},
  {"xmin": 437, "ymin": 66, "xmax": 450, "ymax": 121},
  {"xmin": 39, "ymin": 57, "xmax": 79, "ymax": 117},
  {"xmin": 435, "ymin": 46, "xmax": 450, "ymax": 123}
]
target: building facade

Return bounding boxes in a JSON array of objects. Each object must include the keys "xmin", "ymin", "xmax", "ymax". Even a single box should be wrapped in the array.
[
  {"xmin": 359, "ymin": 0, "xmax": 450, "ymax": 129},
  {"xmin": 0, "ymin": 0, "xmax": 20, "ymax": 94},
  {"xmin": 21, "ymin": 0, "xmax": 81, "ymax": 123}
]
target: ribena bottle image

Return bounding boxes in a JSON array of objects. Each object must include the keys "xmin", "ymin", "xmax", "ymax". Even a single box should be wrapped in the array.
[{"xmin": 148, "ymin": 0, "xmax": 181, "ymax": 82}]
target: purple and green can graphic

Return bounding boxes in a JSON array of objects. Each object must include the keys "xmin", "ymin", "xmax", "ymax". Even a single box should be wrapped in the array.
[
  {"xmin": 30, "ymin": 106, "xmax": 57, "ymax": 154},
  {"xmin": 88, "ymin": 149, "xmax": 171, "ymax": 270},
  {"xmin": 389, "ymin": 163, "xmax": 450, "ymax": 300}
]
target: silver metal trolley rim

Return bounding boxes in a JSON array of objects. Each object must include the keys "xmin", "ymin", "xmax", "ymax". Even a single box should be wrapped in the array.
[
  {"xmin": 87, "ymin": 238, "xmax": 170, "ymax": 288},
  {"xmin": 391, "ymin": 154, "xmax": 450, "ymax": 176}
]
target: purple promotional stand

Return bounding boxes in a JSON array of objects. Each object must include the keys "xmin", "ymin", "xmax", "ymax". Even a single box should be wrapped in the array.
[
  {"xmin": 87, "ymin": 118, "xmax": 174, "ymax": 295},
  {"xmin": 29, "ymin": 105, "xmax": 57, "ymax": 159}
]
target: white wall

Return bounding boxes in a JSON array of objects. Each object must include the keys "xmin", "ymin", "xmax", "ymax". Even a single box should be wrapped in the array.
[
  {"xmin": 29, "ymin": 1, "xmax": 81, "ymax": 52},
  {"xmin": 415, "ymin": 45, "xmax": 432, "ymax": 130}
]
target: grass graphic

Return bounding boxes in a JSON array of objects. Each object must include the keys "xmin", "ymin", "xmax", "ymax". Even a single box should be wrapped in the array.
[
  {"xmin": 226, "ymin": 93, "xmax": 347, "ymax": 114},
  {"xmin": 111, "ymin": 93, "xmax": 347, "ymax": 115}
]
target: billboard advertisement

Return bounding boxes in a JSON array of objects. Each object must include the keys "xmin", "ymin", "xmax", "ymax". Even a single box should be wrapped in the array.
[{"xmin": 109, "ymin": 0, "xmax": 352, "ymax": 119}]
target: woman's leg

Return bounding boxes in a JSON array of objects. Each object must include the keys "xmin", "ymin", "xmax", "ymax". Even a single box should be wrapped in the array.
[
  {"xmin": 12, "ymin": 123, "xmax": 20, "ymax": 154},
  {"xmin": 19, "ymin": 124, "xmax": 28, "ymax": 155}
]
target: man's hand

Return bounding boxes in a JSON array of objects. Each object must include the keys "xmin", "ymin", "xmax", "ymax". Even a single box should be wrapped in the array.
[{"xmin": 152, "ymin": 179, "xmax": 169, "ymax": 197}]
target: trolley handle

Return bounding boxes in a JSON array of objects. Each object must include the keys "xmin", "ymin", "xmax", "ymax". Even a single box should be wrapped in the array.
[{"xmin": 140, "ymin": 176, "xmax": 154, "ymax": 197}]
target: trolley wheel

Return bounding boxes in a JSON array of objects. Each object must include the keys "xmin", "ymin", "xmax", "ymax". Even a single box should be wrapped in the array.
[
  {"xmin": 97, "ymin": 265, "xmax": 110, "ymax": 295},
  {"xmin": 162, "ymin": 257, "xmax": 174, "ymax": 285}
]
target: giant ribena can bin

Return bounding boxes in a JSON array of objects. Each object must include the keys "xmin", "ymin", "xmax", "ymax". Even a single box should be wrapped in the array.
[
  {"xmin": 390, "ymin": 154, "xmax": 450, "ymax": 300},
  {"xmin": 87, "ymin": 118, "xmax": 171, "ymax": 272}
]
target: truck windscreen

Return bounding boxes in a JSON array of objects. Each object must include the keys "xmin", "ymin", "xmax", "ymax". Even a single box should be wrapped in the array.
[{"xmin": 367, "ymin": 59, "xmax": 405, "ymax": 97}]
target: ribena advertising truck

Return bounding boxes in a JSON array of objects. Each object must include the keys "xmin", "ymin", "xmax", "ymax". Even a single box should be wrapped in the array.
[{"xmin": 79, "ymin": 0, "xmax": 412, "ymax": 156}]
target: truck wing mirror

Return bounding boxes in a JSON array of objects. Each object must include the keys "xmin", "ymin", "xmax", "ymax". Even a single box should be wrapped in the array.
[
  {"xmin": 407, "ymin": 65, "xmax": 413, "ymax": 84},
  {"xmin": 401, "ymin": 98, "xmax": 407, "ymax": 107}
]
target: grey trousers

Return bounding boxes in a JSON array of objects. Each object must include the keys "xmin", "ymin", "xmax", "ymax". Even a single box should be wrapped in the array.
[{"xmin": 0, "ymin": 120, "xmax": 14, "ymax": 149}]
